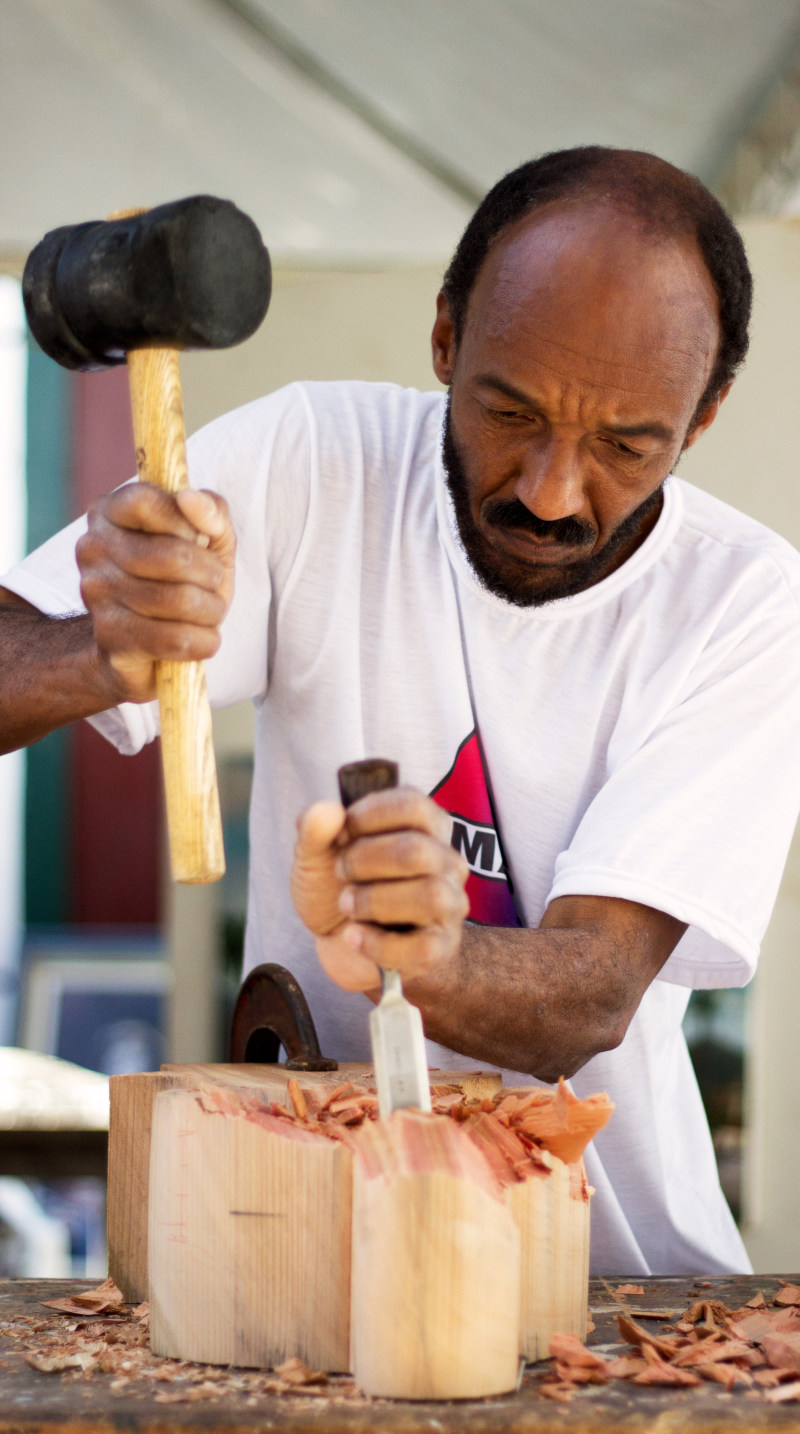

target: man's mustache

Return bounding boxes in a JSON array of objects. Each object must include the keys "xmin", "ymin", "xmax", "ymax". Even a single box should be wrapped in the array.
[{"xmin": 483, "ymin": 497, "xmax": 597, "ymax": 549}]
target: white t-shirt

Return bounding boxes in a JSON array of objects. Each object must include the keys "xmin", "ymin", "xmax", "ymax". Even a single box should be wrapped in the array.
[{"xmin": 8, "ymin": 380, "xmax": 800, "ymax": 1276}]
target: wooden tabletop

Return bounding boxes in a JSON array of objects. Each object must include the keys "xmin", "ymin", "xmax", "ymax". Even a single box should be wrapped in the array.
[{"xmin": 2, "ymin": 1274, "xmax": 799, "ymax": 1431}]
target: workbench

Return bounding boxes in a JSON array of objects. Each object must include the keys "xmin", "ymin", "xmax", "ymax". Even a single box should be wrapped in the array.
[{"xmin": 2, "ymin": 1274, "xmax": 799, "ymax": 1430}]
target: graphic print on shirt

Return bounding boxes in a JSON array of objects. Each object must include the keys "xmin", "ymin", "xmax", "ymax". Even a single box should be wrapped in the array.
[{"xmin": 430, "ymin": 731, "xmax": 519, "ymax": 926}]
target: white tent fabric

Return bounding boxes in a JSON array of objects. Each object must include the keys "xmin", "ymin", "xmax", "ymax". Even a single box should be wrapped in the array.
[
  {"xmin": 3, "ymin": 0, "xmax": 800, "ymax": 263},
  {"xmin": 245, "ymin": 0, "xmax": 800, "ymax": 191},
  {"xmin": 0, "ymin": 0, "xmax": 471, "ymax": 261}
]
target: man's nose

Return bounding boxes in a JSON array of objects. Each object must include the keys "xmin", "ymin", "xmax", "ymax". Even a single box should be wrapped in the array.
[{"xmin": 515, "ymin": 437, "xmax": 585, "ymax": 521}]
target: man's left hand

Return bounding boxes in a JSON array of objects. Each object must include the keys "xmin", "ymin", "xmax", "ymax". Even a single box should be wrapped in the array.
[{"xmin": 290, "ymin": 788, "xmax": 470, "ymax": 993}]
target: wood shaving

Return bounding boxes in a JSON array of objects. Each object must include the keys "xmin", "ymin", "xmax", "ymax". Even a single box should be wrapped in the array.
[
  {"xmin": 25, "ymin": 1347, "xmax": 100, "ymax": 1373},
  {"xmin": 41, "ymin": 1276, "xmax": 124, "ymax": 1317},
  {"xmin": 631, "ymin": 1360, "xmax": 701, "ymax": 1387},
  {"xmin": 616, "ymin": 1314, "xmax": 679, "ymax": 1357},
  {"xmin": 761, "ymin": 1331, "xmax": 800, "ymax": 1372},
  {"xmin": 549, "ymin": 1332, "xmax": 608, "ymax": 1370},
  {"xmin": 286, "ymin": 1077, "xmax": 308, "ymax": 1120},
  {"xmin": 606, "ymin": 1355, "xmax": 647, "ymax": 1378},
  {"xmin": 697, "ymin": 1362, "xmax": 752, "ymax": 1389},
  {"xmin": 765, "ymin": 1379, "xmax": 800, "ymax": 1403},
  {"xmin": 615, "ymin": 1283, "xmax": 645, "ymax": 1296},
  {"xmin": 274, "ymin": 1356, "xmax": 328, "ymax": 1385}
]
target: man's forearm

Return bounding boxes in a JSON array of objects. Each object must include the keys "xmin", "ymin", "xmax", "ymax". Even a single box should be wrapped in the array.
[
  {"xmin": 403, "ymin": 923, "xmax": 621, "ymax": 1080},
  {"xmin": 0, "ymin": 605, "xmax": 117, "ymax": 753},
  {"xmin": 403, "ymin": 899, "xmax": 685, "ymax": 1081}
]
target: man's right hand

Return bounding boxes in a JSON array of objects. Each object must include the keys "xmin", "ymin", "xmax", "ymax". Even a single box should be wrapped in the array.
[{"xmin": 75, "ymin": 482, "xmax": 236, "ymax": 704}]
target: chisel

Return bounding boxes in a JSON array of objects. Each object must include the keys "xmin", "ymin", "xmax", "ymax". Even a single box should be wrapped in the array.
[{"xmin": 337, "ymin": 759, "xmax": 432, "ymax": 1118}]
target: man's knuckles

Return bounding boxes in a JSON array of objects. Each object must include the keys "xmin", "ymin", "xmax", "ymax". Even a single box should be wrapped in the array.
[
  {"xmin": 113, "ymin": 575, "xmax": 226, "ymax": 626},
  {"xmin": 102, "ymin": 483, "xmax": 198, "ymax": 537},
  {"xmin": 342, "ymin": 873, "xmax": 467, "ymax": 927},
  {"xmin": 339, "ymin": 828, "xmax": 452, "ymax": 881},
  {"xmin": 93, "ymin": 607, "xmax": 221, "ymax": 663},
  {"xmin": 81, "ymin": 522, "xmax": 227, "ymax": 591},
  {"xmin": 348, "ymin": 920, "xmax": 454, "ymax": 979},
  {"xmin": 345, "ymin": 787, "xmax": 450, "ymax": 838}
]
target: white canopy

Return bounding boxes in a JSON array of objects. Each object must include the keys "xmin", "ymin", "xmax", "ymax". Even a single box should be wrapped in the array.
[{"xmin": 3, "ymin": 0, "xmax": 800, "ymax": 263}]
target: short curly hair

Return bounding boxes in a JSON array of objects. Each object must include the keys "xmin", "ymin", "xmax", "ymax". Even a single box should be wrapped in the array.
[{"xmin": 442, "ymin": 146, "xmax": 752, "ymax": 423}]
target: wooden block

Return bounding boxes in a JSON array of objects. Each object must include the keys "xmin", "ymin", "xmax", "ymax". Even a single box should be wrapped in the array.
[
  {"xmin": 108, "ymin": 1070, "xmax": 179, "ymax": 1301},
  {"xmin": 161, "ymin": 1062, "xmax": 503, "ymax": 1103},
  {"xmin": 350, "ymin": 1110, "xmax": 521, "ymax": 1399},
  {"xmin": 159, "ymin": 1060, "xmax": 376, "ymax": 1099},
  {"xmin": 148, "ymin": 1087, "xmax": 351, "ymax": 1370},
  {"xmin": 141, "ymin": 1075, "xmax": 598, "ymax": 1388},
  {"xmin": 109, "ymin": 1062, "xmax": 502, "ymax": 1301}
]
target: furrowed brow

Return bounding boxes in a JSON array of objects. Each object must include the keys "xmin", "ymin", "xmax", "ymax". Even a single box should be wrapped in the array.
[
  {"xmin": 605, "ymin": 420, "xmax": 674, "ymax": 443},
  {"xmin": 475, "ymin": 374, "xmax": 675, "ymax": 443},
  {"xmin": 474, "ymin": 374, "xmax": 535, "ymax": 405}
]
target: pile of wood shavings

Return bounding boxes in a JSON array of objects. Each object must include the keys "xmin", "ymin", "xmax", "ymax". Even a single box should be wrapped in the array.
[
  {"xmin": 536, "ymin": 1281, "xmax": 800, "ymax": 1404},
  {"xmin": 10, "ymin": 1274, "xmax": 800, "ymax": 1409},
  {"xmin": 214, "ymin": 1072, "xmax": 612, "ymax": 1176},
  {"xmin": 1, "ymin": 1278, "xmax": 371, "ymax": 1407}
]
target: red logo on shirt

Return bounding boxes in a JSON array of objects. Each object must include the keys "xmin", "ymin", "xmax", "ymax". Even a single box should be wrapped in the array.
[{"xmin": 430, "ymin": 732, "xmax": 519, "ymax": 926}]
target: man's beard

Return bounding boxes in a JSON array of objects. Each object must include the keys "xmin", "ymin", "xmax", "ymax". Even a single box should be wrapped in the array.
[{"xmin": 441, "ymin": 399, "xmax": 664, "ymax": 607}]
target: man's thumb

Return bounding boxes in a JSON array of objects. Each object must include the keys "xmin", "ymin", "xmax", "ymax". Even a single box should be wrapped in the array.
[{"xmin": 294, "ymin": 801, "xmax": 347, "ymax": 862}]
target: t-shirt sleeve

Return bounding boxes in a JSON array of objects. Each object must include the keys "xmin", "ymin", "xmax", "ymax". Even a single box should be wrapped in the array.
[
  {"xmin": 0, "ymin": 383, "xmax": 312, "ymax": 755},
  {"xmin": 546, "ymin": 566, "xmax": 800, "ymax": 988}
]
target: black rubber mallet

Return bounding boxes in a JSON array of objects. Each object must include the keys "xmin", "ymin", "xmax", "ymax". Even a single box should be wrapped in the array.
[{"xmin": 23, "ymin": 196, "xmax": 272, "ymax": 883}]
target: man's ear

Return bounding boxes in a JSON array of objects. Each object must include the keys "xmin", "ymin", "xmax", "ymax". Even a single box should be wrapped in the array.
[
  {"xmin": 431, "ymin": 290, "xmax": 457, "ymax": 385},
  {"xmin": 683, "ymin": 381, "xmax": 733, "ymax": 451}
]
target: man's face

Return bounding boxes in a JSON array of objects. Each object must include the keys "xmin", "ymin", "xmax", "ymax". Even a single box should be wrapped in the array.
[{"xmin": 433, "ymin": 203, "xmax": 723, "ymax": 606}]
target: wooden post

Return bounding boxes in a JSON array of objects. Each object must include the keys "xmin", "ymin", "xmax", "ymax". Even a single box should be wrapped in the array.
[
  {"xmin": 350, "ymin": 1110, "xmax": 521, "ymax": 1399},
  {"xmin": 509, "ymin": 1152, "xmax": 591, "ymax": 1359},
  {"xmin": 148, "ymin": 1086, "xmax": 352, "ymax": 1370}
]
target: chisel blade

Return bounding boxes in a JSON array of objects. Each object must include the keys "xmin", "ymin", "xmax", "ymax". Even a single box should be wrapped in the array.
[
  {"xmin": 370, "ymin": 968, "xmax": 432, "ymax": 1118},
  {"xmin": 337, "ymin": 758, "xmax": 432, "ymax": 1120}
]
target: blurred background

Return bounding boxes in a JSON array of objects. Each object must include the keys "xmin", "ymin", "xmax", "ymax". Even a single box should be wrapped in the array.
[{"xmin": 1, "ymin": 0, "xmax": 800, "ymax": 1277}]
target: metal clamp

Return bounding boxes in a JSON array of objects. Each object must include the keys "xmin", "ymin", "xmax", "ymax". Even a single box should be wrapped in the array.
[{"xmin": 229, "ymin": 962, "xmax": 338, "ymax": 1070}]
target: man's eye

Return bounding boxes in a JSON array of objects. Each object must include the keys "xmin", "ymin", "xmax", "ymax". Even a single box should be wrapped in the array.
[
  {"xmin": 488, "ymin": 408, "xmax": 528, "ymax": 422},
  {"xmin": 608, "ymin": 438, "xmax": 644, "ymax": 459}
]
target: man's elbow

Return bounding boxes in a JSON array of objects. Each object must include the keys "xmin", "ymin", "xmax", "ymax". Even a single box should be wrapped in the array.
[{"xmin": 527, "ymin": 1004, "xmax": 631, "ymax": 1084}]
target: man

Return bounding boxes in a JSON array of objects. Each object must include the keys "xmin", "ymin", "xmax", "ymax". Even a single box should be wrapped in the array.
[{"xmin": 3, "ymin": 147, "xmax": 800, "ymax": 1276}]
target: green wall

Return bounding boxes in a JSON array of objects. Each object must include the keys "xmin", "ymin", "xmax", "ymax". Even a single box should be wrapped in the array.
[{"xmin": 24, "ymin": 337, "xmax": 72, "ymax": 925}]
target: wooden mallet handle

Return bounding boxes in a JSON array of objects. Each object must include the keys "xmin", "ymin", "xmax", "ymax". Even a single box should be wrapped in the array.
[{"xmin": 126, "ymin": 343, "xmax": 225, "ymax": 883}]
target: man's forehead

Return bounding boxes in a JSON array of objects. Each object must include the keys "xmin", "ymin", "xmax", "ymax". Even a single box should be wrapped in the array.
[
  {"xmin": 465, "ymin": 201, "xmax": 718, "ymax": 331},
  {"xmin": 459, "ymin": 201, "xmax": 720, "ymax": 398}
]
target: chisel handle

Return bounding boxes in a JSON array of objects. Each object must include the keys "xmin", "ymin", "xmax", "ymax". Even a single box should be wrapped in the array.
[
  {"xmin": 337, "ymin": 759, "xmax": 411, "ymax": 936},
  {"xmin": 337, "ymin": 758, "xmax": 399, "ymax": 808}
]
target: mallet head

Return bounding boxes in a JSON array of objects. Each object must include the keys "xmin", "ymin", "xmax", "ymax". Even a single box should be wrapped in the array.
[{"xmin": 23, "ymin": 195, "xmax": 271, "ymax": 370}]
